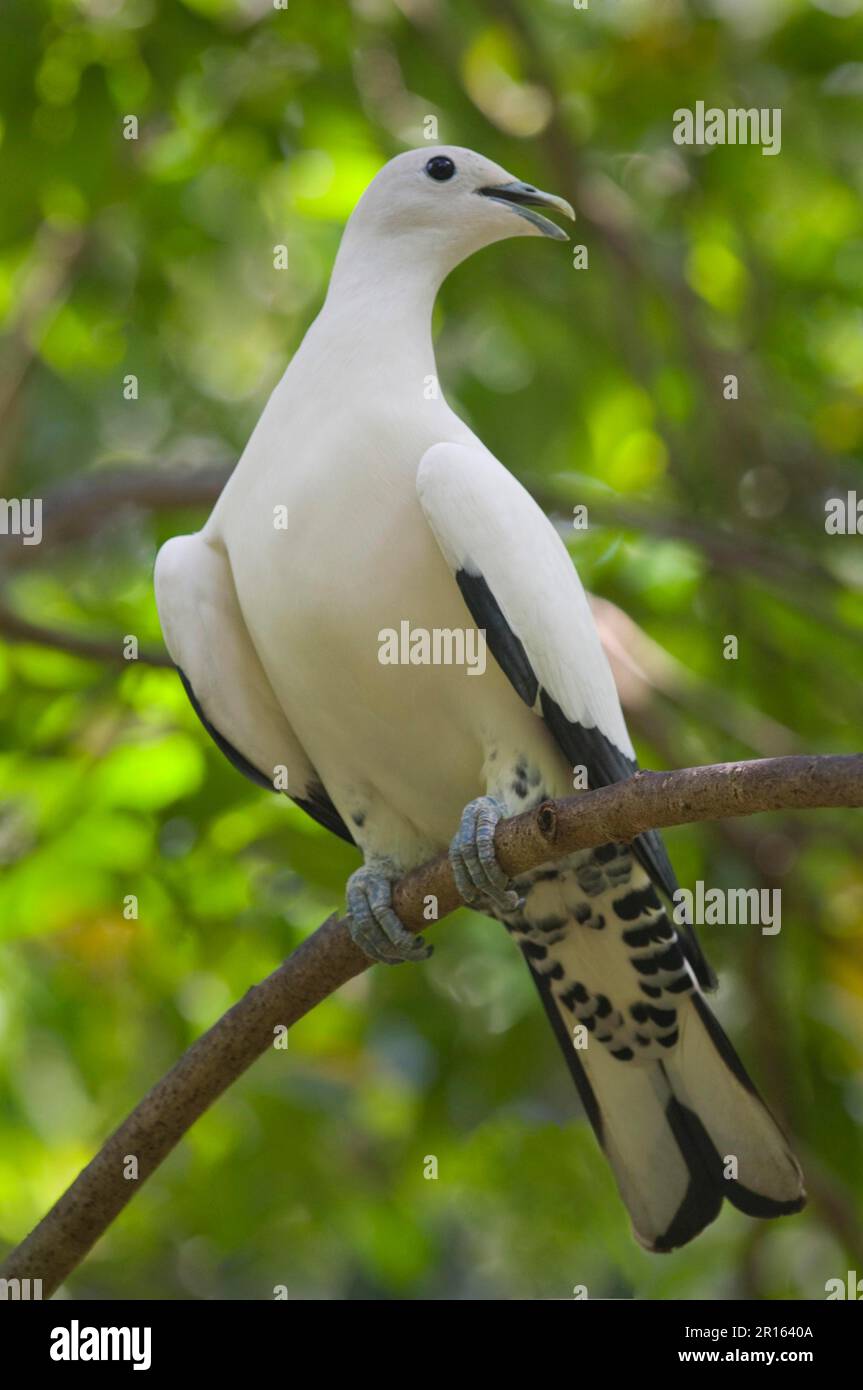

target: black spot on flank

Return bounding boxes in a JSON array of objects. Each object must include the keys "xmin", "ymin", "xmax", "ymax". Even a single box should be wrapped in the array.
[
  {"xmin": 655, "ymin": 944, "xmax": 684, "ymax": 972},
  {"xmin": 574, "ymin": 904, "xmax": 591, "ymax": 924},
  {"xmin": 547, "ymin": 962, "xmax": 565, "ymax": 981},
  {"xmin": 606, "ymin": 862, "xmax": 632, "ymax": 883},
  {"xmin": 523, "ymin": 941, "xmax": 547, "ymax": 960},
  {"xmin": 623, "ymin": 926, "xmax": 653, "ymax": 949},
  {"xmin": 533, "ymin": 868, "xmax": 560, "ymax": 882},
  {"xmin": 640, "ymin": 983, "xmax": 662, "ymax": 998},
  {"xmin": 528, "ymin": 767, "xmax": 542, "ymax": 787},
  {"xmin": 560, "ymin": 981, "xmax": 588, "ymax": 1012},
  {"xmin": 593, "ymin": 842, "xmax": 618, "ymax": 864},
  {"xmin": 648, "ymin": 1007, "xmax": 677, "ymax": 1028},
  {"xmin": 657, "ymin": 1029, "xmax": 679, "ymax": 1048},
  {"xmin": 611, "ymin": 1047, "xmax": 634, "ymax": 1062},
  {"xmin": 351, "ymin": 811, "xmax": 366, "ymax": 828},
  {"xmin": 613, "ymin": 886, "xmax": 661, "ymax": 921},
  {"xmin": 512, "ymin": 779, "xmax": 529, "ymax": 799},
  {"xmin": 590, "ymin": 914, "xmax": 606, "ymax": 931},
  {"xmin": 583, "ymin": 1014, "xmax": 596, "ymax": 1032},
  {"xmin": 633, "ymin": 956, "xmax": 659, "ymax": 976},
  {"xmin": 629, "ymin": 1003, "xmax": 649, "ymax": 1023},
  {"xmin": 576, "ymin": 873, "xmax": 605, "ymax": 898},
  {"xmin": 635, "ymin": 1034, "xmax": 651, "ymax": 1047},
  {"xmin": 595, "ymin": 995, "xmax": 612, "ymax": 1018},
  {"xmin": 666, "ymin": 974, "xmax": 693, "ymax": 994},
  {"xmin": 536, "ymin": 914, "xmax": 567, "ymax": 933}
]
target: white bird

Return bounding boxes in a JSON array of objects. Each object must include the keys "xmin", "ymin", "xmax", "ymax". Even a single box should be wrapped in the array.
[{"xmin": 155, "ymin": 145, "xmax": 805, "ymax": 1251}]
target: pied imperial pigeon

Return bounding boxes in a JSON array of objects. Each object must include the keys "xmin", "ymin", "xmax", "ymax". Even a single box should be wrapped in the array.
[{"xmin": 155, "ymin": 146, "xmax": 805, "ymax": 1251}]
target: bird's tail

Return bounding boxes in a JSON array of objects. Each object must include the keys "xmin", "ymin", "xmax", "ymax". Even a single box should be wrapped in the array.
[{"xmin": 517, "ymin": 896, "xmax": 806, "ymax": 1251}]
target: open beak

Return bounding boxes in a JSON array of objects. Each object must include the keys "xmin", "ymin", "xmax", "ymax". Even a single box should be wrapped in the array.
[{"xmin": 476, "ymin": 180, "xmax": 576, "ymax": 241}]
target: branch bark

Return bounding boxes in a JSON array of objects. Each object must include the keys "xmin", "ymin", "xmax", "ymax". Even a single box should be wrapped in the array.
[
  {"xmin": 0, "ymin": 596, "xmax": 173, "ymax": 667},
  {"xmin": 1, "ymin": 753, "xmax": 861, "ymax": 1297}
]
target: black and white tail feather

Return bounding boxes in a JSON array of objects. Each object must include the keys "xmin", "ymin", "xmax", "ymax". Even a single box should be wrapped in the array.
[{"xmin": 497, "ymin": 851, "xmax": 805, "ymax": 1251}]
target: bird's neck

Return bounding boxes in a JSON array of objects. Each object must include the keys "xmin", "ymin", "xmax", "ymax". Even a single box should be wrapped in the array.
[{"xmin": 313, "ymin": 226, "xmax": 457, "ymax": 385}]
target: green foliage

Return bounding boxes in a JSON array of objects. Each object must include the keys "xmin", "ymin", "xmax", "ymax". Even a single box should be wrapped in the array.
[{"xmin": 0, "ymin": 0, "xmax": 861, "ymax": 1299}]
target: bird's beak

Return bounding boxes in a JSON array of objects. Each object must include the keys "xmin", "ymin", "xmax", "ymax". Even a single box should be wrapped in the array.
[{"xmin": 476, "ymin": 180, "xmax": 576, "ymax": 241}]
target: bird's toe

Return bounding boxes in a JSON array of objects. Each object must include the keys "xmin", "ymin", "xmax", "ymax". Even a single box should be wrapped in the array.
[
  {"xmin": 449, "ymin": 796, "xmax": 519, "ymax": 913},
  {"xmin": 346, "ymin": 865, "xmax": 432, "ymax": 965}
]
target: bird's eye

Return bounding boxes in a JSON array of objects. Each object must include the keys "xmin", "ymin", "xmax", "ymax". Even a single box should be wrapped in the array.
[{"xmin": 425, "ymin": 155, "xmax": 456, "ymax": 182}]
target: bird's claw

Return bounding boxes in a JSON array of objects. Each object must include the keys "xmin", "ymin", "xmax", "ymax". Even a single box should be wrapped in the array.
[
  {"xmin": 449, "ymin": 796, "xmax": 520, "ymax": 914},
  {"xmin": 347, "ymin": 864, "xmax": 432, "ymax": 965}
]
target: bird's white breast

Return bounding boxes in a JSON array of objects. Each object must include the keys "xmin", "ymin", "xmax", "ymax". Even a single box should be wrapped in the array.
[{"xmin": 207, "ymin": 354, "xmax": 561, "ymax": 858}]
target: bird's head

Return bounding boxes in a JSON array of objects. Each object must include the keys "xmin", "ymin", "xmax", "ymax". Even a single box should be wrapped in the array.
[{"xmin": 343, "ymin": 145, "xmax": 575, "ymax": 267}]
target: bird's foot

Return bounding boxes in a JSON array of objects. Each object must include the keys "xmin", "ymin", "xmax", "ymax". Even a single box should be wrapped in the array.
[
  {"xmin": 347, "ymin": 863, "xmax": 432, "ymax": 965},
  {"xmin": 449, "ymin": 796, "xmax": 521, "ymax": 914}
]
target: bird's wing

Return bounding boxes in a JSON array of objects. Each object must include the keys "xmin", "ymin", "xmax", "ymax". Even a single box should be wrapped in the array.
[
  {"xmin": 416, "ymin": 441, "xmax": 713, "ymax": 988},
  {"xmin": 154, "ymin": 531, "xmax": 354, "ymax": 844}
]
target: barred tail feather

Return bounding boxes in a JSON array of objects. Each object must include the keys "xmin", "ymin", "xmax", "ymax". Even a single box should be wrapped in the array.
[{"xmin": 526, "ymin": 961, "xmax": 805, "ymax": 1252}]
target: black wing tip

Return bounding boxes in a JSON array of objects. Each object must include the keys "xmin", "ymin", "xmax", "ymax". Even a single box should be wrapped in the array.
[
  {"xmin": 176, "ymin": 665, "xmax": 276, "ymax": 792},
  {"xmin": 724, "ymin": 1182, "xmax": 807, "ymax": 1220},
  {"xmin": 175, "ymin": 666, "xmax": 356, "ymax": 845}
]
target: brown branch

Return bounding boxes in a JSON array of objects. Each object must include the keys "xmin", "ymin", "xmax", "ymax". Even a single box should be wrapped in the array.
[
  {"xmin": 1, "ymin": 754, "xmax": 861, "ymax": 1297},
  {"xmin": 0, "ymin": 463, "xmax": 231, "ymax": 570},
  {"xmin": 0, "ymin": 596, "xmax": 172, "ymax": 667}
]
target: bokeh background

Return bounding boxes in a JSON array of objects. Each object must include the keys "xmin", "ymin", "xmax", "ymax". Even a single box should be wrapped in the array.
[{"xmin": 1, "ymin": 0, "xmax": 862, "ymax": 1300}]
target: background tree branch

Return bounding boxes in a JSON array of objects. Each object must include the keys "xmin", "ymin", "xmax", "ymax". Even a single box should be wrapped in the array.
[{"xmin": 1, "ymin": 753, "xmax": 861, "ymax": 1298}]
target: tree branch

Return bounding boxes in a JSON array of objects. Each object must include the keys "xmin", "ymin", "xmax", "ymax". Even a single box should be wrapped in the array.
[
  {"xmin": 0, "ymin": 596, "xmax": 173, "ymax": 667},
  {"xmin": 1, "ymin": 753, "xmax": 861, "ymax": 1297}
]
